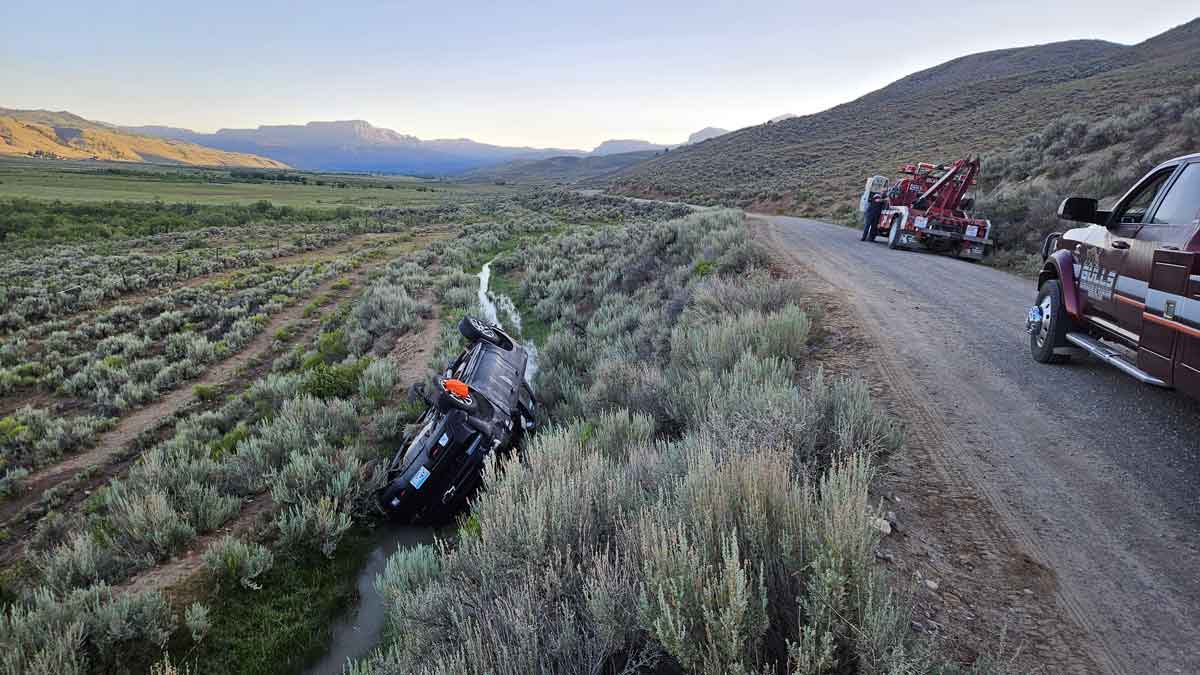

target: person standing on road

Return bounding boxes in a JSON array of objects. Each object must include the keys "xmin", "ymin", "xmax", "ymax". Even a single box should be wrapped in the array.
[{"xmin": 861, "ymin": 190, "xmax": 887, "ymax": 241}]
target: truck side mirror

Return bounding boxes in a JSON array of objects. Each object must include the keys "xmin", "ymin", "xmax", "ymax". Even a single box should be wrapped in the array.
[{"xmin": 1058, "ymin": 197, "xmax": 1098, "ymax": 223}]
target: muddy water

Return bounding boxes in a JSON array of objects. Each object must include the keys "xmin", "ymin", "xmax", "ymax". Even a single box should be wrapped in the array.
[
  {"xmin": 303, "ymin": 525, "xmax": 436, "ymax": 675},
  {"xmin": 477, "ymin": 260, "xmax": 539, "ymax": 383}
]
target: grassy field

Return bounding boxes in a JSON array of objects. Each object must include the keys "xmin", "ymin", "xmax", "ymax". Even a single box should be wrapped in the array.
[{"xmin": 0, "ymin": 157, "xmax": 514, "ymax": 209}]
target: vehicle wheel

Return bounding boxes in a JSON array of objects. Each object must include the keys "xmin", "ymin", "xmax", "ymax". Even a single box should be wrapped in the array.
[
  {"xmin": 1030, "ymin": 279, "xmax": 1073, "ymax": 364},
  {"xmin": 459, "ymin": 316, "xmax": 514, "ymax": 350},
  {"xmin": 435, "ymin": 378, "xmax": 485, "ymax": 415},
  {"xmin": 887, "ymin": 216, "xmax": 905, "ymax": 250}
]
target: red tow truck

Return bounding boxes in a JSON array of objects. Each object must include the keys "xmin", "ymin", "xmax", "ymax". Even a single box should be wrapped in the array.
[{"xmin": 862, "ymin": 157, "xmax": 994, "ymax": 261}]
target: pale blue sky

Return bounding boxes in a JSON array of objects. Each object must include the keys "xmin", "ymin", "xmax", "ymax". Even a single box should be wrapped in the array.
[{"xmin": 2, "ymin": 1, "xmax": 1196, "ymax": 149}]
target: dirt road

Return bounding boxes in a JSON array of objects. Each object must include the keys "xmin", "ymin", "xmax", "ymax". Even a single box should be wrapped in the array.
[{"xmin": 760, "ymin": 215, "xmax": 1200, "ymax": 675}]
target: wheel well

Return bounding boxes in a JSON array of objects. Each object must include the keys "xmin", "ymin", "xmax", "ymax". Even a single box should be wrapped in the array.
[{"xmin": 1038, "ymin": 265, "xmax": 1058, "ymax": 289}]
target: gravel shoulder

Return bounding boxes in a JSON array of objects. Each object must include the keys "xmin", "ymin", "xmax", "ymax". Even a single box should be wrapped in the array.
[{"xmin": 757, "ymin": 215, "xmax": 1200, "ymax": 675}]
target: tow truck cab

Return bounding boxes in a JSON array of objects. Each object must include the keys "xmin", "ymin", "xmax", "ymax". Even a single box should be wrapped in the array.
[{"xmin": 1036, "ymin": 152, "xmax": 1200, "ymax": 398}]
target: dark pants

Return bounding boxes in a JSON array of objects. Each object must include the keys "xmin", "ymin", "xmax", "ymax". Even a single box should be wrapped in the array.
[{"xmin": 864, "ymin": 204, "xmax": 884, "ymax": 228}]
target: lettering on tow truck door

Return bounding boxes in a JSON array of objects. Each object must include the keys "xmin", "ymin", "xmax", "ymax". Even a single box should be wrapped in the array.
[{"xmin": 1079, "ymin": 247, "xmax": 1116, "ymax": 303}]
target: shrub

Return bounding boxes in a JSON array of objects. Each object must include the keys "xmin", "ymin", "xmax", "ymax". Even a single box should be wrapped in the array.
[
  {"xmin": 345, "ymin": 283, "xmax": 430, "ymax": 355},
  {"xmin": 636, "ymin": 524, "xmax": 769, "ymax": 675},
  {"xmin": 277, "ymin": 496, "xmax": 354, "ymax": 558},
  {"xmin": 1184, "ymin": 108, "xmax": 1200, "ymax": 138},
  {"xmin": 301, "ymin": 359, "xmax": 369, "ymax": 400},
  {"xmin": 670, "ymin": 304, "xmax": 811, "ymax": 374},
  {"xmin": 1, "ymin": 407, "xmax": 111, "ymax": 473},
  {"xmin": 178, "ymin": 481, "xmax": 242, "ymax": 532},
  {"xmin": 193, "ymin": 384, "xmax": 220, "ymax": 402},
  {"xmin": 202, "ymin": 536, "xmax": 274, "ymax": 590},
  {"xmin": 0, "ymin": 467, "xmax": 28, "ymax": 498},
  {"xmin": 185, "ymin": 602, "xmax": 211, "ymax": 644},
  {"xmin": 32, "ymin": 531, "xmax": 122, "ymax": 592},
  {"xmin": 0, "ymin": 585, "xmax": 174, "ymax": 675},
  {"xmin": 358, "ymin": 358, "xmax": 401, "ymax": 407},
  {"xmin": 101, "ymin": 485, "xmax": 196, "ymax": 562}
]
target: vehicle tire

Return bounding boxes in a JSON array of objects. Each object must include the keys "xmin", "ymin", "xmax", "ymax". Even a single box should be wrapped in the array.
[
  {"xmin": 459, "ymin": 316, "xmax": 514, "ymax": 350},
  {"xmin": 1030, "ymin": 279, "xmax": 1074, "ymax": 364},
  {"xmin": 887, "ymin": 216, "xmax": 905, "ymax": 250},
  {"xmin": 435, "ymin": 379, "xmax": 485, "ymax": 416}
]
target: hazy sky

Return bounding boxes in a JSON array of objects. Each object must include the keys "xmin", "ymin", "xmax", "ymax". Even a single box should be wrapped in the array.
[{"xmin": 2, "ymin": 1, "xmax": 1196, "ymax": 150}]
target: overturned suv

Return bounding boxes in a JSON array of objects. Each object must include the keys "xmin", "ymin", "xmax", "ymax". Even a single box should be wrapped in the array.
[{"xmin": 379, "ymin": 316, "xmax": 537, "ymax": 522}]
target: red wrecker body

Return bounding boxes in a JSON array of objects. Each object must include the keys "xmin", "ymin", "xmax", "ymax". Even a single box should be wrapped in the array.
[{"xmin": 867, "ymin": 157, "xmax": 994, "ymax": 260}]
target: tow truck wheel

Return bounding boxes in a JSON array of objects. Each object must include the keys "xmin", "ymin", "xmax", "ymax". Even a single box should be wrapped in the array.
[
  {"xmin": 1030, "ymin": 279, "xmax": 1072, "ymax": 364},
  {"xmin": 887, "ymin": 216, "xmax": 905, "ymax": 250}
]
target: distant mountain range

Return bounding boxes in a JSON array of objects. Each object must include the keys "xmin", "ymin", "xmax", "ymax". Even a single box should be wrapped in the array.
[
  {"xmin": 592, "ymin": 139, "xmax": 669, "ymax": 155},
  {"xmin": 1, "ymin": 104, "xmax": 733, "ymax": 176},
  {"xmin": 590, "ymin": 128, "xmax": 730, "ymax": 155},
  {"xmin": 120, "ymin": 120, "xmax": 587, "ymax": 175},
  {"xmin": 117, "ymin": 120, "xmax": 732, "ymax": 175},
  {"xmin": 0, "ymin": 108, "xmax": 286, "ymax": 168},
  {"xmin": 466, "ymin": 128, "xmax": 732, "ymax": 185}
]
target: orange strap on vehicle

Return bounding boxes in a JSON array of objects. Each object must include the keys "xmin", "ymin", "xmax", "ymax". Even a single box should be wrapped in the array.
[{"xmin": 443, "ymin": 379, "xmax": 470, "ymax": 398}]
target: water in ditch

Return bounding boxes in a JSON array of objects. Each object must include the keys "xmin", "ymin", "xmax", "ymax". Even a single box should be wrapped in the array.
[
  {"xmin": 303, "ymin": 525, "xmax": 435, "ymax": 675},
  {"xmin": 307, "ymin": 260, "xmax": 539, "ymax": 672},
  {"xmin": 477, "ymin": 259, "xmax": 538, "ymax": 383}
]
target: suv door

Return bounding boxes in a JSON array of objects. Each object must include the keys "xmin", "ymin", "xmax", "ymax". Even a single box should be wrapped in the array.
[{"xmin": 1082, "ymin": 167, "xmax": 1177, "ymax": 335}]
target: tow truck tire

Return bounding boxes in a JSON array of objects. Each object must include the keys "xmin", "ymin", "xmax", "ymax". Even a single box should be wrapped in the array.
[
  {"xmin": 1030, "ymin": 279, "xmax": 1072, "ymax": 364},
  {"xmin": 887, "ymin": 216, "xmax": 905, "ymax": 250},
  {"xmin": 459, "ymin": 316, "xmax": 514, "ymax": 350}
]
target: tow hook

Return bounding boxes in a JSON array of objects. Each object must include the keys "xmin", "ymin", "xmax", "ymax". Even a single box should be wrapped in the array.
[
  {"xmin": 441, "ymin": 486, "xmax": 456, "ymax": 504},
  {"xmin": 1026, "ymin": 306, "xmax": 1042, "ymax": 334}
]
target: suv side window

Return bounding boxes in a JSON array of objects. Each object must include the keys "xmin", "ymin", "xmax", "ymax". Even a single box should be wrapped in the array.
[
  {"xmin": 1151, "ymin": 163, "xmax": 1200, "ymax": 225},
  {"xmin": 1113, "ymin": 169, "xmax": 1173, "ymax": 225}
]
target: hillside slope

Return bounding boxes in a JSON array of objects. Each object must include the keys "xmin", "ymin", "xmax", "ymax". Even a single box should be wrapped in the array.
[
  {"xmin": 609, "ymin": 20, "xmax": 1200, "ymax": 215},
  {"xmin": 461, "ymin": 150, "xmax": 660, "ymax": 185},
  {"xmin": 0, "ymin": 110, "xmax": 288, "ymax": 168}
]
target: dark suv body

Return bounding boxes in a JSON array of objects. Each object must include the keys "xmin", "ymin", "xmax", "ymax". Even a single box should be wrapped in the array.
[
  {"xmin": 379, "ymin": 317, "xmax": 537, "ymax": 522},
  {"xmin": 1029, "ymin": 153, "xmax": 1200, "ymax": 399}
]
